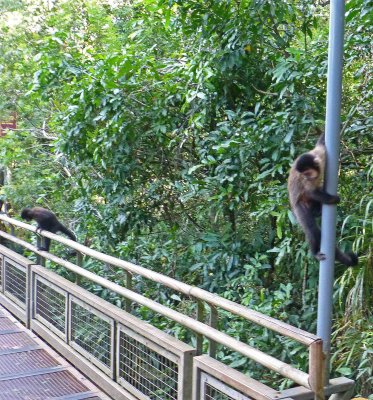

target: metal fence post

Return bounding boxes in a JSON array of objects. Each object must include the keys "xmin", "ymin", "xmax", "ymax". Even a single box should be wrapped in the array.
[
  {"xmin": 125, "ymin": 271, "xmax": 132, "ymax": 312},
  {"xmin": 36, "ymin": 236, "xmax": 45, "ymax": 267},
  {"xmin": 317, "ymin": 0, "xmax": 346, "ymax": 386},
  {"xmin": 196, "ymin": 300, "xmax": 204, "ymax": 355},
  {"xmin": 208, "ymin": 305, "xmax": 218, "ymax": 358}
]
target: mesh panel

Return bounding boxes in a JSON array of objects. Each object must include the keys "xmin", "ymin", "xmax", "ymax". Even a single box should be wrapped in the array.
[
  {"xmin": 205, "ymin": 383, "xmax": 236, "ymax": 400},
  {"xmin": 0, "ymin": 370, "xmax": 90, "ymax": 399},
  {"xmin": 201, "ymin": 378, "xmax": 251, "ymax": 400},
  {"xmin": 0, "ymin": 332, "xmax": 36, "ymax": 351},
  {"xmin": 4, "ymin": 261, "xmax": 26, "ymax": 305},
  {"xmin": 0, "ymin": 317, "xmax": 17, "ymax": 331},
  {"xmin": 118, "ymin": 330, "xmax": 178, "ymax": 400},
  {"xmin": 35, "ymin": 278, "xmax": 66, "ymax": 334},
  {"xmin": 0, "ymin": 349, "xmax": 59, "ymax": 375},
  {"xmin": 71, "ymin": 300, "xmax": 112, "ymax": 369}
]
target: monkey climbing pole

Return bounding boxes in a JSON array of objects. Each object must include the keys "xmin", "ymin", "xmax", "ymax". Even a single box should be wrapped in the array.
[{"xmin": 317, "ymin": 0, "xmax": 346, "ymax": 387}]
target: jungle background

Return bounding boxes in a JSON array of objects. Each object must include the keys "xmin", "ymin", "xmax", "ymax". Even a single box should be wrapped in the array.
[{"xmin": 0, "ymin": 0, "xmax": 372, "ymax": 396}]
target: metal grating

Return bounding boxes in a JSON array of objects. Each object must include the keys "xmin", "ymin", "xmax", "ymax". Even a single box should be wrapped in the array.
[
  {"xmin": 4, "ymin": 261, "xmax": 26, "ymax": 305},
  {"xmin": 0, "ymin": 317, "xmax": 17, "ymax": 331},
  {"xmin": 0, "ymin": 254, "xmax": 2, "ymax": 289},
  {"xmin": 35, "ymin": 278, "xmax": 66, "ymax": 335},
  {"xmin": 118, "ymin": 329, "xmax": 179, "ymax": 400},
  {"xmin": 0, "ymin": 332, "xmax": 36, "ymax": 351},
  {"xmin": 71, "ymin": 300, "xmax": 112, "ymax": 370},
  {"xmin": 0, "ymin": 370, "xmax": 90, "ymax": 399},
  {"xmin": 0, "ymin": 349, "xmax": 59, "ymax": 375}
]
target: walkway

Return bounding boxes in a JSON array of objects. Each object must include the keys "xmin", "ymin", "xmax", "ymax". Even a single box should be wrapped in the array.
[{"xmin": 0, "ymin": 305, "xmax": 110, "ymax": 400}]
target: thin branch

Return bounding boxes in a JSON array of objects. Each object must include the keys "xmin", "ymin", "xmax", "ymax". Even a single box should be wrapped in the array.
[{"xmin": 251, "ymin": 85, "xmax": 278, "ymax": 96}]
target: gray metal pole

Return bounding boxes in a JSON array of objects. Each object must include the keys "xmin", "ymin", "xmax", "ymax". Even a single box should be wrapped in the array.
[{"xmin": 316, "ymin": 0, "xmax": 345, "ymax": 384}]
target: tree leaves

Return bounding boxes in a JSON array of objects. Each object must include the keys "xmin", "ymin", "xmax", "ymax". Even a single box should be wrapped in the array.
[{"xmin": 0, "ymin": 0, "xmax": 372, "ymax": 393}]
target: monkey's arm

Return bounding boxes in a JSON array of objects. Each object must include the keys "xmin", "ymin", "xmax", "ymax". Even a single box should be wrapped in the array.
[{"xmin": 307, "ymin": 189, "xmax": 340, "ymax": 204}]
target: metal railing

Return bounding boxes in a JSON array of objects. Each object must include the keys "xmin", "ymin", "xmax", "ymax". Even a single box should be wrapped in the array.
[
  {"xmin": 0, "ymin": 214, "xmax": 355, "ymax": 400},
  {"xmin": 0, "ymin": 247, "xmax": 194, "ymax": 399}
]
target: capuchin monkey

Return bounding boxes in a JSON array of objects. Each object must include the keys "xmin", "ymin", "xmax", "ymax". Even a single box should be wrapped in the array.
[
  {"xmin": 288, "ymin": 133, "xmax": 358, "ymax": 266},
  {"xmin": 21, "ymin": 207, "xmax": 76, "ymax": 252}
]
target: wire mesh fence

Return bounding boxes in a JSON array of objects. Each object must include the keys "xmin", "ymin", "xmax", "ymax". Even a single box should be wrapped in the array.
[
  {"xmin": 4, "ymin": 260, "xmax": 26, "ymax": 307},
  {"xmin": 194, "ymin": 357, "xmax": 263, "ymax": 400},
  {"xmin": 205, "ymin": 384, "xmax": 235, "ymax": 400},
  {"xmin": 118, "ymin": 327, "xmax": 179, "ymax": 400},
  {"xmin": 202, "ymin": 380, "xmax": 249, "ymax": 400},
  {"xmin": 31, "ymin": 266, "xmax": 194, "ymax": 399},
  {"xmin": 34, "ymin": 276, "xmax": 67, "ymax": 337},
  {"xmin": 70, "ymin": 298, "xmax": 113, "ymax": 374},
  {"xmin": 0, "ymin": 243, "xmax": 338, "ymax": 400}
]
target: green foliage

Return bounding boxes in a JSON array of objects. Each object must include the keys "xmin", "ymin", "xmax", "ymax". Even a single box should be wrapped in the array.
[{"xmin": 0, "ymin": 0, "xmax": 372, "ymax": 394}]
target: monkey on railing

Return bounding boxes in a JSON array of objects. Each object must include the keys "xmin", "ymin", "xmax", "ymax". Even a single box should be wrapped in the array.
[{"xmin": 21, "ymin": 207, "xmax": 76, "ymax": 252}]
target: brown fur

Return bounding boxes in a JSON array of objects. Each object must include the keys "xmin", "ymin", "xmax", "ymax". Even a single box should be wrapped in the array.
[
  {"xmin": 288, "ymin": 143, "xmax": 325, "ymax": 210},
  {"xmin": 288, "ymin": 134, "xmax": 358, "ymax": 266}
]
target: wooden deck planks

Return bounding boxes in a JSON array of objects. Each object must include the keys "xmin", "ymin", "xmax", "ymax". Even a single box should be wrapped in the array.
[{"xmin": 0, "ymin": 304, "xmax": 111, "ymax": 400}]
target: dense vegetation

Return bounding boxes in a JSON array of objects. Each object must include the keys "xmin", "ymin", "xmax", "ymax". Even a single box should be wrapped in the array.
[{"xmin": 0, "ymin": 0, "xmax": 372, "ymax": 395}]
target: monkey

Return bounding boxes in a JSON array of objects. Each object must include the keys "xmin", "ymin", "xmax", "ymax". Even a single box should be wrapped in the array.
[
  {"xmin": 21, "ymin": 207, "xmax": 76, "ymax": 252},
  {"xmin": 288, "ymin": 133, "xmax": 358, "ymax": 266}
]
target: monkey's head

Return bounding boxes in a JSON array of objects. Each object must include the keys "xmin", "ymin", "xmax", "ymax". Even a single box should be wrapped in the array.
[
  {"xmin": 21, "ymin": 208, "xmax": 33, "ymax": 221},
  {"xmin": 295, "ymin": 154, "xmax": 320, "ymax": 180}
]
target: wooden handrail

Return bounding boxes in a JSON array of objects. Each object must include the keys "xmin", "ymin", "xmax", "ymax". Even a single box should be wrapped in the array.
[
  {"xmin": 0, "ymin": 214, "xmax": 318, "ymax": 345},
  {"xmin": 0, "ymin": 229, "xmax": 311, "ymax": 388},
  {"xmin": 0, "ymin": 214, "xmax": 325, "ymax": 395}
]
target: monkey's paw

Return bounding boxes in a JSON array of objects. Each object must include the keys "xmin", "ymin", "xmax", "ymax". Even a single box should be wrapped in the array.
[
  {"xmin": 315, "ymin": 252, "xmax": 326, "ymax": 261},
  {"xmin": 333, "ymin": 195, "xmax": 341, "ymax": 204}
]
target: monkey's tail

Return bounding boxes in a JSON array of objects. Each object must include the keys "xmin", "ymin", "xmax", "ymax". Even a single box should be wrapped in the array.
[
  {"xmin": 335, "ymin": 248, "xmax": 358, "ymax": 266},
  {"xmin": 58, "ymin": 224, "xmax": 76, "ymax": 242}
]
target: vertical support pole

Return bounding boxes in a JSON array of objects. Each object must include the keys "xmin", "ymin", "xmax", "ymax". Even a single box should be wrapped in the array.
[
  {"xmin": 192, "ymin": 358, "xmax": 201, "ymax": 400},
  {"xmin": 36, "ymin": 237, "xmax": 45, "ymax": 267},
  {"xmin": 75, "ymin": 251, "xmax": 83, "ymax": 285},
  {"xmin": 25, "ymin": 265, "xmax": 32, "ymax": 329},
  {"xmin": 111, "ymin": 321, "xmax": 117, "ymax": 380},
  {"xmin": 317, "ymin": 0, "xmax": 345, "ymax": 386},
  {"xmin": 196, "ymin": 300, "xmax": 204, "ymax": 355},
  {"xmin": 208, "ymin": 305, "xmax": 218, "ymax": 357},
  {"xmin": 66, "ymin": 294, "xmax": 71, "ymax": 344},
  {"xmin": 9, "ymin": 223, "xmax": 15, "ymax": 237},
  {"xmin": 125, "ymin": 271, "xmax": 132, "ymax": 312},
  {"xmin": 309, "ymin": 339, "xmax": 325, "ymax": 400}
]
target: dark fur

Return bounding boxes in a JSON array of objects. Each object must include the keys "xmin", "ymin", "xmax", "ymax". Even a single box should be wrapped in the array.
[
  {"xmin": 295, "ymin": 153, "xmax": 320, "ymax": 173},
  {"xmin": 288, "ymin": 134, "xmax": 358, "ymax": 266},
  {"xmin": 21, "ymin": 207, "xmax": 76, "ymax": 251}
]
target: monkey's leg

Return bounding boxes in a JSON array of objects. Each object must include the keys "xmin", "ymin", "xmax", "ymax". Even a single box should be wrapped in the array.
[
  {"xmin": 37, "ymin": 237, "xmax": 50, "ymax": 252},
  {"xmin": 307, "ymin": 228, "xmax": 326, "ymax": 261}
]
